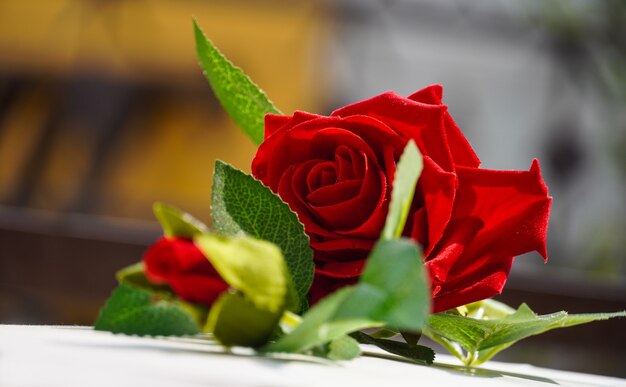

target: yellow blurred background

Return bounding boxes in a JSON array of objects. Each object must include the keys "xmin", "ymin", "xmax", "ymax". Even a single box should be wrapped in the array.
[{"xmin": 0, "ymin": 0, "xmax": 327, "ymax": 220}]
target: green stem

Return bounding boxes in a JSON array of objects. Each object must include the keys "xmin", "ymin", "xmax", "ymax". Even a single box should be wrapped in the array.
[
  {"xmin": 464, "ymin": 350, "xmax": 477, "ymax": 367},
  {"xmin": 423, "ymin": 328, "xmax": 464, "ymax": 360}
]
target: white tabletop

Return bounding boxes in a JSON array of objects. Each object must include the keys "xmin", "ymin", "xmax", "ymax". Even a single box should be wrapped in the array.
[{"xmin": 1, "ymin": 325, "xmax": 624, "ymax": 387}]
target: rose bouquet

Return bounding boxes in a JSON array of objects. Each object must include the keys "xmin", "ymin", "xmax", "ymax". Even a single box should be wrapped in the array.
[{"xmin": 94, "ymin": 20, "xmax": 624, "ymax": 367}]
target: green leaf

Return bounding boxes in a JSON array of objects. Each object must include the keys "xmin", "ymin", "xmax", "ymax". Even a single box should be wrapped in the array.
[
  {"xmin": 193, "ymin": 19, "xmax": 281, "ymax": 145},
  {"xmin": 206, "ymin": 290, "xmax": 282, "ymax": 348},
  {"xmin": 116, "ymin": 262, "xmax": 171, "ymax": 294},
  {"xmin": 351, "ymin": 331, "xmax": 434, "ymax": 365},
  {"xmin": 400, "ymin": 331, "xmax": 422, "ymax": 347},
  {"xmin": 463, "ymin": 298, "xmax": 516, "ymax": 319},
  {"xmin": 264, "ymin": 239, "xmax": 430, "ymax": 354},
  {"xmin": 369, "ymin": 328, "xmax": 400, "ymax": 339},
  {"xmin": 262, "ymin": 287, "xmax": 379, "ymax": 353},
  {"xmin": 114, "ymin": 263, "xmax": 208, "ymax": 327},
  {"xmin": 425, "ymin": 301, "xmax": 626, "ymax": 366},
  {"xmin": 94, "ymin": 283, "xmax": 201, "ymax": 336},
  {"xmin": 321, "ymin": 335, "xmax": 362, "ymax": 361},
  {"xmin": 211, "ymin": 160, "xmax": 314, "ymax": 313},
  {"xmin": 337, "ymin": 238, "xmax": 430, "ymax": 331},
  {"xmin": 553, "ymin": 310, "xmax": 626, "ymax": 328},
  {"xmin": 194, "ymin": 233, "xmax": 287, "ymax": 313},
  {"xmin": 153, "ymin": 202, "xmax": 208, "ymax": 238},
  {"xmin": 381, "ymin": 140, "xmax": 423, "ymax": 240}
]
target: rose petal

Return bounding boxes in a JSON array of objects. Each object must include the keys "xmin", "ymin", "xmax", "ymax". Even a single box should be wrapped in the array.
[
  {"xmin": 335, "ymin": 145, "xmax": 366, "ymax": 181},
  {"xmin": 142, "ymin": 238, "xmax": 229, "ymax": 307},
  {"xmin": 452, "ymin": 159, "xmax": 551, "ymax": 261},
  {"xmin": 408, "ymin": 84, "xmax": 443, "ymax": 105},
  {"xmin": 425, "ymin": 217, "xmax": 483, "ymax": 285},
  {"xmin": 338, "ymin": 115, "xmax": 406, "ymax": 160},
  {"xmin": 335, "ymin": 151, "xmax": 353, "ymax": 181},
  {"xmin": 431, "ymin": 259, "xmax": 512, "ymax": 313},
  {"xmin": 265, "ymin": 111, "xmax": 323, "ymax": 141},
  {"xmin": 306, "ymin": 179, "xmax": 361, "ymax": 207},
  {"xmin": 309, "ymin": 127, "xmax": 380, "ymax": 162},
  {"xmin": 144, "ymin": 238, "xmax": 212, "ymax": 282},
  {"xmin": 382, "ymin": 145, "xmax": 398, "ymax": 185},
  {"xmin": 168, "ymin": 274, "xmax": 229, "ymax": 306},
  {"xmin": 316, "ymin": 259, "xmax": 366, "ymax": 279},
  {"xmin": 143, "ymin": 242, "xmax": 178, "ymax": 283},
  {"xmin": 331, "ymin": 91, "xmax": 454, "ymax": 172},
  {"xmin": 289, "ymin": 159, "xmax": 323, "ymax": 199},
  {"xmin": 425, "ymin": 160, "xmax": 551, "ymax": 312},
  {"xmin": 264, "ymin": 114, "xmax": 291, "ymax": 140},
  {"xmin": 253, "ymin": 116, "xmax": 331, "ymax": 188},
  {"xmin": 308, "ymin": 164, "xmax": 381, "ymax": 231},
  {"xmin": 277, "ymin": 164, "xmax": 327, "ymax": 234},
  {"xmin": 253, "ymin": 114, "xmax": 401, "ymax": 189},
  {"xmin": 306, "ymin": 162, "xmax": 336, "ymax": 192},
  {"xmin": 407, "ymin": 207, "xmax": 428, "ymax": 247},
  {"xmin": 443, "ymin": 113, "xmax": 481, "ymax": 168},
  {"xmin": 310, "ymin": 237, "xmax": 375, "ymax": 255},
  {"xmin": 418, "ymin": 157, "xmax": 457, "ymax": 256}
]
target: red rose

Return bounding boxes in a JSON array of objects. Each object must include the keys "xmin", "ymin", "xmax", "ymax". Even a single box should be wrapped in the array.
[
  {"xmin": 143, "ymin": 237, "xmax": 228, "ymax": 306},
  {"xmin": 251, "ymin": 85, "xmax": 551, "ymax": 313}
]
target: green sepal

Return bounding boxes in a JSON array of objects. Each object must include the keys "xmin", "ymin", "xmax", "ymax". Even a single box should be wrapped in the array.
[
  {"xmin": 337, "ymin": 238, "xmax": 430, "ymax": 331},
  {"xmin": 206, "ymin": 290, "xmax": 283, "ymax": 348},
  {"xmin": 312, "ymin": 335, "xmax": 362, "ymax": 361},
  {"xmin": 211, "ymin": 160, "xmax": 314, "ymax": 313},
  {"xmin": 264, "ymin": 239, "xmax": 430, "ymax": 354},
  {"xmin": 262, "ymin": 287, "xmax": 379, "ymax": 354},
  {"xmin": 116, "ymin": 262, "xmax": 172, "ymax": 294},
  {"xmin": 381, "ymin": 140, "xmax": 423, "ymax": 240},
  {"xmin": 193, "ymin": 18, "xmax": 281, "ymax": 145},
  {"xmin": 153, "ymin": 202, "xmax": 208, "ymax": 238},
  {"xmin": 194, "ymin": 233, "xmax": 287, "ymax": 313}
]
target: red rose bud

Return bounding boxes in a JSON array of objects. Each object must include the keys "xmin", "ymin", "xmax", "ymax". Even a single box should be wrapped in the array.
[
  {"xmin": 251, "ymin": 84, "xmax": 552, "ymax": 313},
  {"xmin": 143, "ymin": 237, "xmax": 229, "ymax": 306}
]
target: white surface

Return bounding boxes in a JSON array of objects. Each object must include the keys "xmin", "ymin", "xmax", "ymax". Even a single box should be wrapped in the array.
[{"xmin": 1, "ymin": 325, "xmax": 625, "ymax": 387}]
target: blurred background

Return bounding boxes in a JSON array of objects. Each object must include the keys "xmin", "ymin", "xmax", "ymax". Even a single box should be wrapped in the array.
[{"xmin": 0, "ymin": 0, "xmax": 624, "ymax": 377}]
